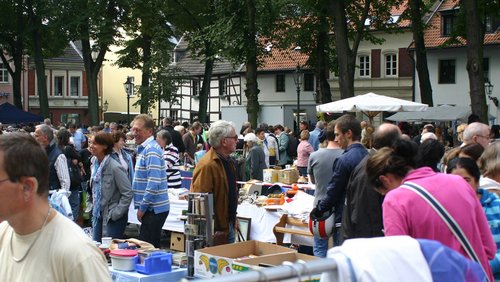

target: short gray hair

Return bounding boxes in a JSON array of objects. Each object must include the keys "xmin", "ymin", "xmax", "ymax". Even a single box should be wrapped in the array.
[
  {"xmin": 156, "ymin": 129, "xmax": 172, "ymax": 145},
  {"xmin": 208, "ymin": 120, "xmax": 235, "ymax": 148},
  {"xmin": 38, "ymin": 124, "xmax": 54, "ymax": 142},
  {"xmin": 463, "ymin": 122, "xmax": 489, "ymax": 143}
]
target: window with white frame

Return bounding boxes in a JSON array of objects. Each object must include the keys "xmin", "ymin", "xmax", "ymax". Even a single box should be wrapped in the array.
[
  {"xmin": 385, "ymin": 54, "xmax": 397, "ymax": 76},
  {"xmin": 70, "ymin": 76, "xmax": 80, "ymax": 96},
  {"xmin": 359, "ymin": 55, "xmax": 370, "ymax": 77},
  {"xmin": 276, "ymin": 74, "xmax": 285, "ymax": 92},
  {"xmin": 219, "ymin": 79, "xmax": 227, "ymax": 96},
  {"xmin": 0, "ymin": 63, "xmax": 8, "ymax": 83},
  {"xmin": 53, "ymin": 75, "xmax": 64, "ymax": 96}
]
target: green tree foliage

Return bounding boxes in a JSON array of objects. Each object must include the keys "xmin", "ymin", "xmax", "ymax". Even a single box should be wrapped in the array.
[
  {"xmin": 167, "ymin": 0, "xmax": 222, "ymax": 123},
  {"xmin": 0, "ymin": 1, "xmax": 28, "ymax": 109},
  {"xmin": 115, "ymin": 0, "xmax": 177, "ymax": 117},
  {"xmin": 212, "ymin": 0, "xmax": 280, "ymax": 128},
  {"xmin": 61, "ymin": 0, "xmax": 126, "ymax": 126},
  {"xmin": 331, "ymin": 0, "xmax": 405, "ymax": 99}
]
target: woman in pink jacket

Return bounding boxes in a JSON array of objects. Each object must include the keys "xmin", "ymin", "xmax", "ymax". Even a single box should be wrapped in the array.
[
  {"xmin": 366, "ymin": 139, "xmax": 496, "ymax": 281},
  {"xmin": 296, "ymin": 130, "xmax": 313, "ymax": 177}
]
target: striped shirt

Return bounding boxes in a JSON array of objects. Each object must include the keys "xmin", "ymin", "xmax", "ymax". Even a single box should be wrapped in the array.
[
  {"xmin": 478, "ymin": 188, "xmax": 500, "ymax": 276},
  {"xmin": 133, "ymin": 136, "xmax": 170, "ymax": 213},
  {"xmin": 163, "ymin": 144, "xmax": 181, "ymax": 189}
]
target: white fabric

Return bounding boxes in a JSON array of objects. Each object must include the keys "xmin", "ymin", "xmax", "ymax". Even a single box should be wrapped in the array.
[
  {"xmin": 320, "ymin": 236, "xmax": 432, "ymax": 282},
  {"xmin": 479, "ymin": 176, "xmax": 500, "ymax": 193},
  {"xmin": 54, "ymin": 154, "xmax": 70, "ymax": 191},
  {"xmin": 316, "ymin": 92, "xmax": 428, "ymax": 113},
  {"xmin": 0, "ymin": 213, "xmax": 111, "ymax": 282},
  {"xmin": 50, "ymin": 190, "xmax": 73, "ymax": 220},
  {"xmin": 387, "ymin": 105, "xmax": 471, "ymax": 122}
]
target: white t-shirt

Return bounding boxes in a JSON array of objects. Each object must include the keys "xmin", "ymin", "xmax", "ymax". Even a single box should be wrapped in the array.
[{"xmin": 0, "ymin": 212, "xmax": 111, "ymax": 282}]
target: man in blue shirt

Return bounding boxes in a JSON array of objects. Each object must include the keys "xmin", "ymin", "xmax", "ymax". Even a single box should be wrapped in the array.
[
  {"xmin": 131, "ymin": 114, "xmax": 169, "ymax": 248},
  {"xmin": 69, "ymin": 124, "xmax": 86, "ymax": 151},
  {"xmin": 317, "ymin": 114, "xmax": 367, "ymax": 245},
  {"xmin": 308, "ymin": 121, "xmax": 324, "ymax": 151}
]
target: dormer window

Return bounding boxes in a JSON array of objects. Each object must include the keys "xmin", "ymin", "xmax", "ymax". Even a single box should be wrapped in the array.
[{"xmin": 441, "ymin": 10, "xmax": 457, "ymax": 36}]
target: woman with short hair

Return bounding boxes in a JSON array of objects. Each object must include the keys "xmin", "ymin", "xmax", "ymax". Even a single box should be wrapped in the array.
[
  {"xmin": 89, "ymin": 132, "xmax": 133, "ymax": 241},
  {"xmin": 156, "ymin": 130, "xmax": 182, "ymax": 188}
]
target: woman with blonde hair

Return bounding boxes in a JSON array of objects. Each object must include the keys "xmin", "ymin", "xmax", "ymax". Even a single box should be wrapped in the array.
[{"xmin": 479, "ymin": 142, "xmax": 500, "ymax": 196}]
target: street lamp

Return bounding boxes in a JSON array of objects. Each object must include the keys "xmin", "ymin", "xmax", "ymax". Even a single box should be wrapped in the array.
[
  {"xmin": 485, "ymin": 80, "xmax": 497, "ymax": 107},
  {"xmin": 293, "ymin": 64, "xmax": 303, "ymax": 134},
  {"xmin": 123, "ymin": 76, "xmax": 134, "ymax": 125},
  {"xmin": 103, "ymin": 100, "xmax": 109, "ymax": 112}
]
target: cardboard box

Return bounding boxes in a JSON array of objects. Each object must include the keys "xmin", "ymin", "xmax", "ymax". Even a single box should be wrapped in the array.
[
  {"xmin": 170, "ymin": 232, "xmax": 185, "ymax": 252},
  {"xmin": 278, "ymin": 169, "xmax": 299, "ymax": 185},
  {"xmin": 194, "ymin": 240, "xmax": 295, "ymax": 278},
  {"xmin": 242, "ymin": 180, "xmax": 264, "ymax": 196},
  {"xmin": 232, "ymin": 252, "xmax": 320, "ymax": 281},
  {"xmin": 263, "ymin": 169, "xmax": 280, "ymax": 183}
]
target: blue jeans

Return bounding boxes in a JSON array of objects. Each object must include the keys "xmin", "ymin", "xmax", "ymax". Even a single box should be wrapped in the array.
[
  {"xmin": 313, "ymin": 235, "xmax": 329, "ymax": 258},
  {"xmin": 139, "ymin": 210, "xmax": 169, "ymax": 248},
  {"xmin": 227, "ymin": 221, "xmax": 235, "ymax": 244},
  {"xmin": 92, "ymin": 216, "xmax": 103, "ymax": 242},
  {"xmin": 68, "ymin": 191, "xmax": 80, "ymax": 222},
  {"xmin": 106, "ymin": 214, "xmax": 128, "ymax": 239}
]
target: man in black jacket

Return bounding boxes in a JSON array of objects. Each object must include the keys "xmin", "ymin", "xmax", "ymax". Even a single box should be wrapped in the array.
[
  {"xmin": 162, "ymin": 117, "xmax": 185, "ymax": 153},
  {"xmin": 341, "ymin": 123, "xmax": 401, "ymax": 242}
]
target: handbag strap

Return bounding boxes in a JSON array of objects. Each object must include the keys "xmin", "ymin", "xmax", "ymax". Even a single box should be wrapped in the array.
[{"xmin": 401, "ymin": 182, "xmax": 483, "ymax": 263}]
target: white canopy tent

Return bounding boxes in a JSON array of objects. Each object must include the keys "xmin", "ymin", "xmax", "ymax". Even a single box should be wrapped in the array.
[
  {"xmin": 386, "ymin": 105, "xmax": 471, "ymax": 122},
  {"xmin": 316, "ymin": 92, "xmax": 428, "ymax": 123}
]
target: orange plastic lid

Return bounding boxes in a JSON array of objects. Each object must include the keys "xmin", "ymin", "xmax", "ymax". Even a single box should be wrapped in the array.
[{"xmin": 110, "ymin": 249, "xmax": 138, "ymax": 257}]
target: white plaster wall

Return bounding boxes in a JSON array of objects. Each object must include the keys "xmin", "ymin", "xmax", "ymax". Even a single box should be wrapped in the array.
[{"xmin": 415, "ymin": 45, "xmax": 499, "ymax": 121}]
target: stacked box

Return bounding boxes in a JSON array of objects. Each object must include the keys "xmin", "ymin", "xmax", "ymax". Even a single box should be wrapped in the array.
[
  {"xmin": 194, "ymin": 240, "xmax": 295, "ymax": 278},
  {"xmin": 278, "ymin": 169, "xmax": 299, "ymax": 184}
]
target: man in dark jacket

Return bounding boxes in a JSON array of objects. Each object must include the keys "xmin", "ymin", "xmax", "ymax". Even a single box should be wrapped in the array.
[
  {"xmin": 317, "ymin": 114, "xmax": 367, "ymax": 246},
  {"xmin": 341, "ymin": 123, "xmax": 401, "ymax": 242},
  {"xmin": 162, "ymin": 117, "xmax": 185, "ymax": 153}
]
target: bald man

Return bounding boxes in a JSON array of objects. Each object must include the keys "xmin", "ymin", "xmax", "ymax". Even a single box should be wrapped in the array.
[{"xmin": 341, "ymin": 123, "xmax": 402, "ymax": 242}]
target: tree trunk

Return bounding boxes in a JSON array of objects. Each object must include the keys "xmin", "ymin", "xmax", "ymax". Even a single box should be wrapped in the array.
[
  {"xmin": 463, "ymin": 0, "xmax": 487, "ymax": 123},
  {"xmin": 331, "ymin": 0, "xmax": 355, "ymax": 99},
  {"xmin": 140, "ymin": 34, "xmax": 152, "ymax": 114},
  {"xmin": 198, "ymin": 55, "xmax": 214, "ymax": 123},
  {"xmin": 0, "ymin": 49, "xmax": 23, "ymax": 109},
  {"xmin": 245, "ymin": 0, "xmax": 260, "ymax": 128},
  {"xmin": 409, "ymin": 0, "xmax": 433, "ymax": 106},
  {"xmin": 81, "ymin": 38, "xmax": 104, "ymax": 126},
  {"xmin": 32, "ymin": 29, "xmax": 49, "ymax": 118},
  {"xmin": 315, "ymin": 18, "xmax": 332, "ymax": 104}
]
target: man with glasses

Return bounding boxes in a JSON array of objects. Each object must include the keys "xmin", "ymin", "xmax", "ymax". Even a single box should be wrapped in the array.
[
  {"xmin": 0, "ymin": 133, "xmax": 111, "ymax": 281},
  {"xmin": 462, "ymin": 122, "xmax": 491, "ymax": 149},
  {"xmin": 191, "ymin": 120, "xmax": 238, "ymax": 245}
]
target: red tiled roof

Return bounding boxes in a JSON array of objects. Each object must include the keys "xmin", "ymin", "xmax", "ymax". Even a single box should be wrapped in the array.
[
  {"xmin": 259, "ymin": 2, "xmax": 410, "ymax": 71},
  {"xmin": 259, "ymin": 46, "xmax": 309, "ymax": 72},
  {"xmin": 423, "ymin": 0, "xmax": 500, "ymax": 49}
]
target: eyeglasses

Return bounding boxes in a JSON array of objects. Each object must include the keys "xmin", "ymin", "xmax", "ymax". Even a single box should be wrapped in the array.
[
  {"xmin": 225, "ymin": 135, "xmax": 238, "ymax": 141},
  {"xmin": 476, "ymin": 135, "xmax": 491, "ymax": 140}
]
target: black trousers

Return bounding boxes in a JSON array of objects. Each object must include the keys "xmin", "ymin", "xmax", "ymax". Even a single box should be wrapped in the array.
[{"xmin": 139, "ymin": 210, "xmax": 169, "ymax": 248}]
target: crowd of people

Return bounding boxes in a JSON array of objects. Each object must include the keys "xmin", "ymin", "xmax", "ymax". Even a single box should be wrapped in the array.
[{"xmin": 2, "ymin": 113, "xmax": 500, "ymax": 281}]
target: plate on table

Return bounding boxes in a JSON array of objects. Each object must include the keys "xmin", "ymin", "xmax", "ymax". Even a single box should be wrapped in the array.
[{"xmin": 264, "ymin": 205, "xmax": 283, "ymax": 211}]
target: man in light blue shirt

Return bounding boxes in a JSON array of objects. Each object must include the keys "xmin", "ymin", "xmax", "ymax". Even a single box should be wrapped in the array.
[
  {"xmin": 131, "ymin": 114, "xmax": 169, "ymax": 248},
  {"xmin": 69, "ymin": 124, "xmax": 86, "ymax": 151},
  {"xmin": 309, "ymin": 121, "xmax": 324, "ymax": 151}
]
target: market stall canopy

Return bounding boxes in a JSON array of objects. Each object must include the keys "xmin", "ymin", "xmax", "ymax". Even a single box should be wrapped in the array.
[
  {"xmin": 0, "ymin": 102, "xmax": 44, "ymax": 123},
  {"xmin": 316, "ymin": 92, "xmax": 428, "ymax": 123},
  {"xmin": 386, "ymin": 105, "xmax": 471, "ymax": 122}
]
